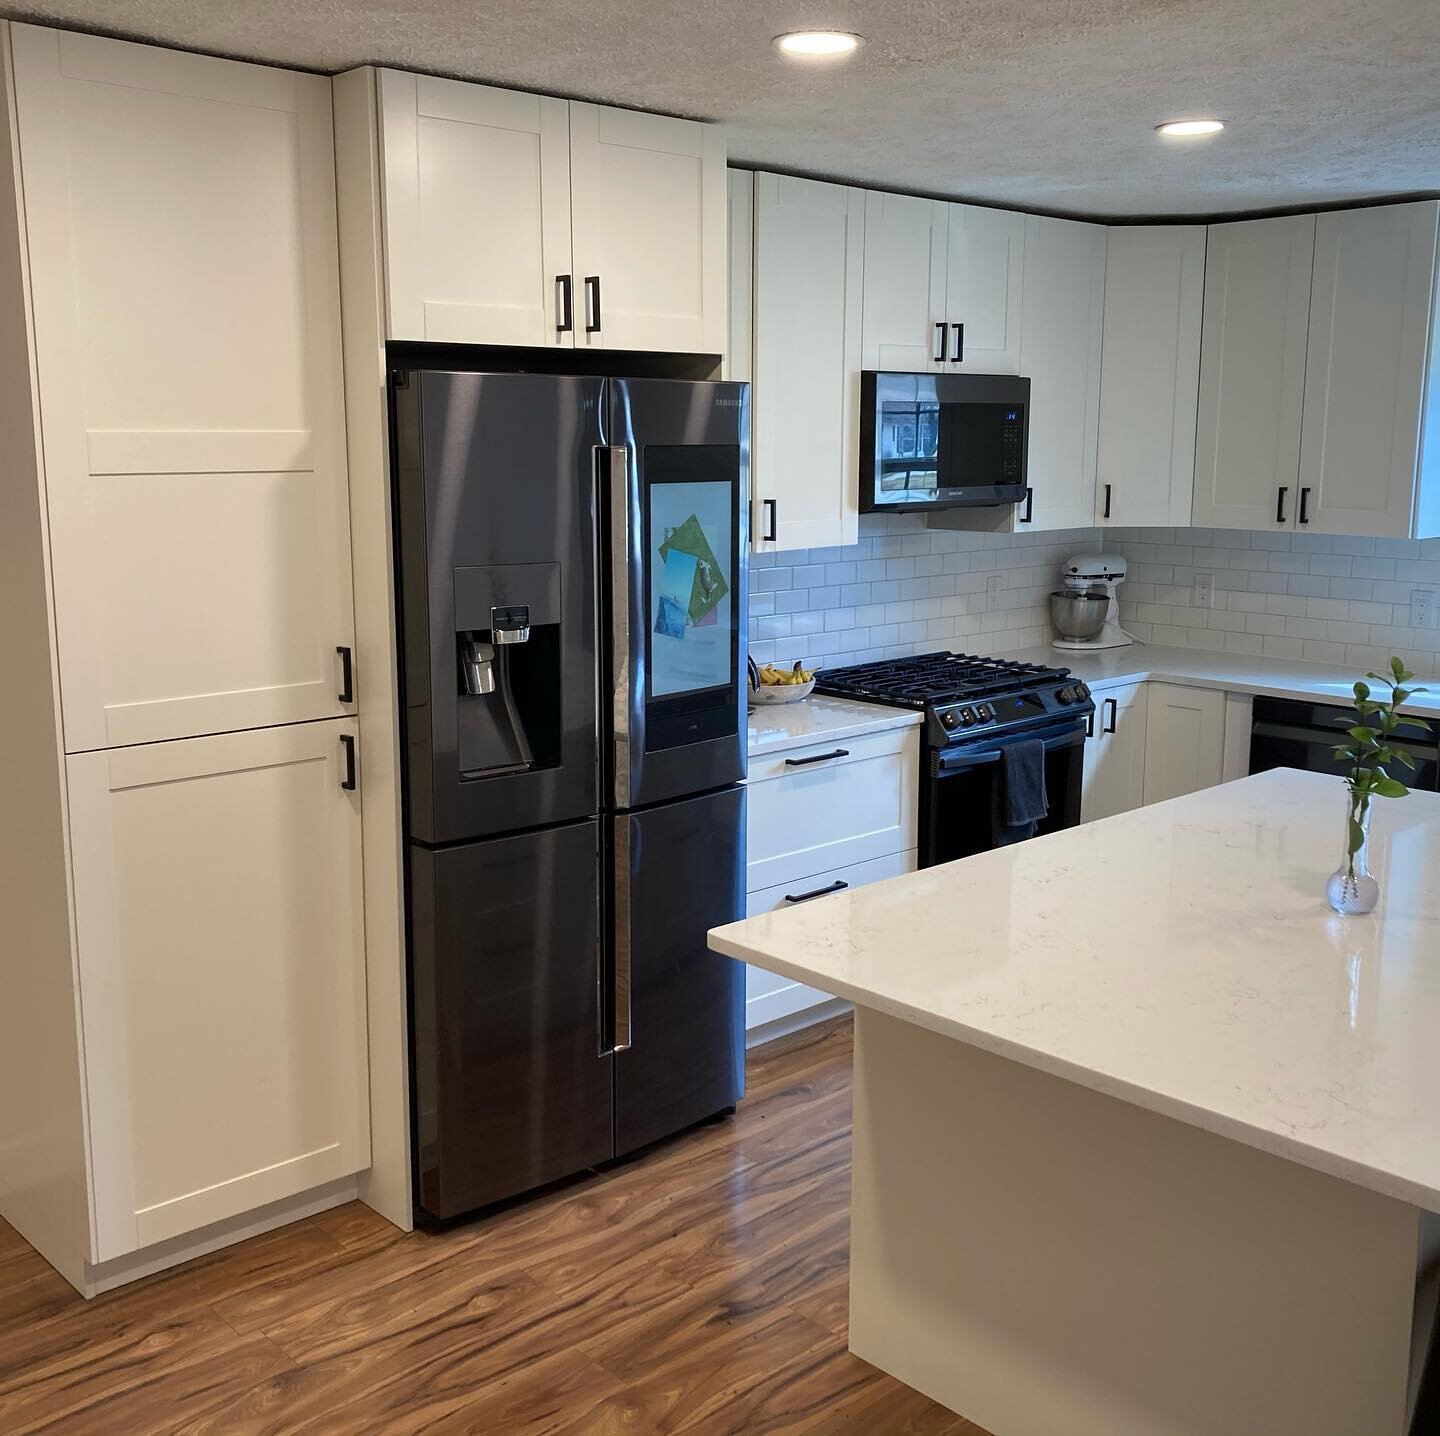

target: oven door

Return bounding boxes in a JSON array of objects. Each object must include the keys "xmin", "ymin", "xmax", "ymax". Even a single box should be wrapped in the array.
[{"xmin": 921, "ymin": 719, "xmax": 1087, "ymax": 867}]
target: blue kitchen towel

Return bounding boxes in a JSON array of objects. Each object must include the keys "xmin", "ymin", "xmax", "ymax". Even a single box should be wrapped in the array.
[{"xmin": 997, "ymin": 738, "xmax": 1048, "ymax": 844}]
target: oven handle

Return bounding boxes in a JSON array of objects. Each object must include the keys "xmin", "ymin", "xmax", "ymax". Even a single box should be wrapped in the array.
[{"xmin": 933, "ymin": 721, "xmax": 1087, "ymax": 775}]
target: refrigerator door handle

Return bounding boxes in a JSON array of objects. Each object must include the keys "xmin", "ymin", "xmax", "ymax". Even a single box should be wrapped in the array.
[
  {"xmin": 612, "ymin": 817, "xmax": 633, "ymax": 1052},
  {"xmin": 604, "ymin": 444, "xmax": 636, "ymax": 809}
]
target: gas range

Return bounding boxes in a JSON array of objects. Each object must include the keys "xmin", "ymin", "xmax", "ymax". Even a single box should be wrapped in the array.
[{"xmin": 815, "ymin": 651, "xmax": 1093, "ymax": 749}]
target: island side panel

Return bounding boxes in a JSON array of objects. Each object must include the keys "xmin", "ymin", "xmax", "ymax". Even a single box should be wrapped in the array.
[{"xmin": 849, "ymin": 1007, "xmax": 1418, "ymax": 1436}]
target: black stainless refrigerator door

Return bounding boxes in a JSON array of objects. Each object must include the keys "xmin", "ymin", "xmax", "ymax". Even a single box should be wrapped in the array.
[
  {"xmin": 611, "ymin": 785, "xmax": 745, "ymax": 1156},
  {"xmin": 410, "ymin": 820, "xmax": 612, "ymax": 1220},
  {"xmin": 605, "ymin": 378, "xmax": 748, "ymax": 812},
  {"xmin": 392, "ymin": 370, "xmax": 603, "ymax": 845}
]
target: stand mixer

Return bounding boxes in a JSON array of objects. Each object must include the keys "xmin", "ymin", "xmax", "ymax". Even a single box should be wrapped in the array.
[{"xmin": 1049, "ymin": 553, "xmax": 1135, "ymax": 651}]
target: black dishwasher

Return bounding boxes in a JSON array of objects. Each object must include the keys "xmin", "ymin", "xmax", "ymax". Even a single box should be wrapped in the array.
[{"xmin": 1249, "ymin": 696, "xmax": 1440, "ymax": 790}]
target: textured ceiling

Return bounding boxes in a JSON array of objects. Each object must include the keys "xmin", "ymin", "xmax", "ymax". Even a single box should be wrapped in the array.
[{"xmin": 8, "ymin": 0, "xmax": 1440, "ymax": 217}]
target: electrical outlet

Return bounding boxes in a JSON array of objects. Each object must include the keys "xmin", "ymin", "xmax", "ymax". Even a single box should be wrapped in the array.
[
  {"xmin": 1193, "ymin": 571, "xmax": 1215, "ymax": 610},
  {"xmin": 1411, "ymin": 587, "xmax": 1437, "ymax": 629},
  {"xmin": 985, "ymin": 573, "xmax": 1005, "ymax": 612}
]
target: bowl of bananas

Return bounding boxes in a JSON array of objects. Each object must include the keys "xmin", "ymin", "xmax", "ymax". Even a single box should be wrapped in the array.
[{"xmin": 749, "ymin": 659, "xmax": 817, "ymax": 705}]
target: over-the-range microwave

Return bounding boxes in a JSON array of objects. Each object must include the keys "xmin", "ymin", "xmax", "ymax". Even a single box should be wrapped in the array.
[{"xmin": 859, "ymin": 370, "xmax": 1030, "ymax": 514}]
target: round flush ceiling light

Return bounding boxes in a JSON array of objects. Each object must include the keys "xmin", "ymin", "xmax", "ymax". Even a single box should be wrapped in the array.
[
  {"xmin": 773, "ymin": 30, "xmax": 864, "ymax": 59},
  {"xmin": 1156, "ymin": 119, "xmax": 1225, "ymax": 137}
]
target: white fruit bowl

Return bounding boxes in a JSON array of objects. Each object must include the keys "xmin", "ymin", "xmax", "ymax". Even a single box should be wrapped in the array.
[{"xmin": 749, "ymin": 678, "xmax": 816, "ymax": 705}]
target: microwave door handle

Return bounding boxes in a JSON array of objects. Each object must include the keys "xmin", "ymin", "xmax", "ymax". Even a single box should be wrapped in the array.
[{"xmin": 604, "ymin": 445, "xmax": 635, "ymax": 808}]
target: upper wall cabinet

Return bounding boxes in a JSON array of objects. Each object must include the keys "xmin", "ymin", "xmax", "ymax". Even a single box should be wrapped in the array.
[
  {"xmin": 752, "ymin": 172, "xmax": 864, "ymax": 551},
  {"xmin": 858, "ymin": 195, "xmax": 1023, "ymax": 373},
  {"xmin": 1095, "ymin": 226, "xmax": 1206, "ymax": 528},
  {"xmin": 944, "ymin": 204, "xmax": 1025, "ymax": 373},
  {"xmin": 12, "ymin": 25, "xmax": 356, "ymax": 753},
  {"xmin": 1016, "ymin": 215, "xmax": 1106, "ymax": 531},
  {"xmin": 378, "ymin": 71, "xmax": 573, "ymax": 348},
  {"xmin": 1191, "ymin": 215, "xmax": 1315, "ymax": 532},
  {"xmin": 377, "ymin": 70, "xmax": 726, "ymax": 355},
  {"xmin": 1298, "ymin": 201, "xmax": 1440, "ymax": 539}
]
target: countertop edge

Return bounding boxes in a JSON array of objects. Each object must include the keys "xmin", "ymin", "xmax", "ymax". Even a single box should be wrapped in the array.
[{"xmin": 708, "ymin": 926, "xmax": 1440, "ymax": 1212}]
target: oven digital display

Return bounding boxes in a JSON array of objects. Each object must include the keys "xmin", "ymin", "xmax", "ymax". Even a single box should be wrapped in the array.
[{"xmin": 998, "ymin": 693, "xmax": 1046, "ymax": 719}]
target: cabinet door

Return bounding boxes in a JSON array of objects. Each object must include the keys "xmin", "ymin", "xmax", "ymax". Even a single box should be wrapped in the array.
[
  {"xmin": 1017, "ymin": 216, "xmax": 1106, "ymax": 532},
  {"xmin": 1192, "ymin": 216, "xmax": 1315, "ymax": 532},
  {"xmin": 1080, "ymin": 684, "xmax": 1148, "ymax": 822},
  {"xmin": 726, "ymin": 169, "xmax": 754, "ymax": 384},
  {"xmin": 1095, "ymin": 227, "xmax": 1206, "ymax": 528},
  {"xmin": 943, "ymin": 204, "xmax": 1025, "ymax": 373},
  {"xmin": 861, "ymin": 191, "xmax": 948, "ymax": 371},
  {"xmin": 378, "ymin": 69, "xmax": 572, "ymax": 347},
  {"xmin": 752, "ymin": 173, "xmax": 865, "ymax": 550},
  {"xmin": 1142, "ymin": 683, "xmax": 1226, "ymax": 806},
  {"xmin": 569, "ymin": 102, "xmax": 726, "ymax": 354},
  {"xmin": 12, "ymin": 26, "xmax": 355, "ymax": 752},
  {"xmin": 67, "ymin": 720, "xmax": 369, "ymax": 1262},
  {"xmin": 1298, "ymin": 201, "xmax": 1439, "ymax": 538}
]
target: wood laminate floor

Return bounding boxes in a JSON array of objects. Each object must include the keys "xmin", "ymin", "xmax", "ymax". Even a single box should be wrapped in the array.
[{"xmin": 0, "ymin": 1017, "xmax": 986, "ymax": 1435}]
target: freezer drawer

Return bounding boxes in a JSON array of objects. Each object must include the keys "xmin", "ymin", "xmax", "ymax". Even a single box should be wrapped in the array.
[
  {"xmin": 612, "ymin": 785, "xmax": 746, "ymax": 1155},
  {"xmin": 410, "ymin": 820, "xmax": 612, "ymax": 1220}
]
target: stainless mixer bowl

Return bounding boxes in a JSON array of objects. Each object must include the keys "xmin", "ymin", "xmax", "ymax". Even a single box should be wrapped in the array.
[{"xmin": 1048, "ymin": 589, "xmax": 1109, "ymax": 642}]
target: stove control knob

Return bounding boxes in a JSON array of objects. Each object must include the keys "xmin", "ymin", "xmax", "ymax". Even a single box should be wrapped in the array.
[
  {"xmin": 1057, "ymin": 687, "xmax": 1075, "ymax": 705},
  {"xmin": 960, "ymin": 707, "xmax": 976, "ymax": 726},
  {"xmin": 941, "ymin": 710, "xmax": 959, "ymax": 730}
]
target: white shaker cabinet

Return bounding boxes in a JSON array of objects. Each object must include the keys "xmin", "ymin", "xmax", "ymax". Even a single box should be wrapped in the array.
[
  {"xmin": 861, "ymin": 190, "xmax": 947, "ymax": 371},
  {"xmin": 12, "ymin": 25, "xmax": 357, "ymax": 752},
  {"xmin": 1095, "ymin": 226, "xmax": 1206, "ymax": 528},
  {"xmin": 943, "ymin": 204, "xmax": 1025, "ymax": 372},
  {"xmin": 1298, "ymin": 201, "xmax": 1440, "ymax": 538},
  {"xmin": 376, "ymin": 71, "xmax": 726, "ymax": 356},
  {"xmin": 378, "ymin": 70, "xmax": 573, "ymax": 347},
  {"xmin": 751, "ymin": 172, "xmax": 865, "ymax": 550},
  {"xmin": 1016, "ymin": 215, "xmax": 1106, "ymax": 531},
  {"xmin": 1191, "ymin": 215, "xmax": 1315, "ymax": 532},
  {"xmin": 1080, "ymin": 683, "xmax": 1148, "ymax": 823},
  {"xmin": 68, "ymin": 721, "xmax": 370, "ymax": 1262},
  {"xmin": 1142, "ymin": 682, "xmax": 1226, "ymax": 806},
  {"xmin": 726, "ymin": 168, "xmax": 754, "ymax": 384}
]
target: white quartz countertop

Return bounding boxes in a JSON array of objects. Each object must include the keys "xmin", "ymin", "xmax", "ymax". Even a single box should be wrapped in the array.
[
  {"xmin": 711, "ymin": 769, "xmax": 1440, "ymax": 1211},
  {"xmin": 1004, "ymin": 642, "xmax": 1440, "ymax": 718},
  {"xmin": 747, "ymin": 693, "xmax": 921, "ymax": 758}
]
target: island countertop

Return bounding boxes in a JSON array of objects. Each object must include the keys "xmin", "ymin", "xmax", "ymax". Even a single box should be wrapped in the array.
[{"xmin": 710, "ymin": 768, "xmax": 1440, "ymax": 1211}]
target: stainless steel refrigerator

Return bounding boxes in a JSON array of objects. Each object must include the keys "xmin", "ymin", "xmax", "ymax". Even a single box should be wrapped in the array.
[{"xmin": 392, "ymin": 369, "xmax": 748, "ymax": 1222}]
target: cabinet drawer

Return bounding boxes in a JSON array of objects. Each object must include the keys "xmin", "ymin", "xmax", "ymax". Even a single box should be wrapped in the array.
[
  {"xmin": 747, "ymin": 727, "xmax": 917, "ymax": 891},
  {"xmin": 744, "ymin": 849, "xmax": 916, "ymax": 1030}
]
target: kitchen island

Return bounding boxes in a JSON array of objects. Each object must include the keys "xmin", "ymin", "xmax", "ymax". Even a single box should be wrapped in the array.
[{"xmin": 710, "ymin": 768, "xmax": 1440, "ymax": 1436}]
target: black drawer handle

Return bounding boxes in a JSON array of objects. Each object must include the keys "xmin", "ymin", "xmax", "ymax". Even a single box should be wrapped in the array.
[
  {"xmin": 950, "ymin": 322, "xmax": 964, "ymax": 363},
  {"xmin": 584, "ymin": 274, "xmax": 601, "ymax": 333},
  {"xmin": 336, "ymin": 645, "xmax": 354, "ymax": 704},
  {"xmin": 784, "ymin": 748, "xmax": 850, "ymax": 767},
  {"xmin": 1103, "ymin": 696, "xmax": 1118, "ymax": 734},
  {"xmin": 340, "ymin": 733, "xmax": 357, "ymax": 791},
  {"xmin": 934, "ymin": 322, "xmax": 947, "ymax": 363},
  {"xmin": 1102, "ymin": 482, "xmax": 1113, "ymax": 520},
  {"xmin": 1020, "ymin": 486, "xmax": 1033, "ymax": 524},
  {"xmin": 1276, "ymin": 485, "xmax": 1288, "ymax": 524},
  {"xmin": 762, "ymin": 497, "xmax": 778, "ymax": 543},
  {"xmin": 556, "ymin": 273, "xmax": 573, "ymax": 333},
  {"xmin": 784, "ymin": 880, "xmax": 848, "ymax": 904},
  {"xmin": 1298, "ymin": 486, "xmax": 1311, "ymax": 525}
]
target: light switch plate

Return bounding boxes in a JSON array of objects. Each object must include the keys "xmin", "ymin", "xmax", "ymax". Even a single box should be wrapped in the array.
[
  {"xmin": 985, "ymin": 573, "xmax": 1005, "ymax": 612},
  {"xmin": 1193, "ymin": 572, "xmax": 1215, "ymax": 610}
]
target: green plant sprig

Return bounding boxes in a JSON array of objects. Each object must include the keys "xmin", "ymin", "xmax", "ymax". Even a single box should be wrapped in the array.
[{"xmin": 1331, "ymin": 657, "xmax": 1430, "ymax": 875}]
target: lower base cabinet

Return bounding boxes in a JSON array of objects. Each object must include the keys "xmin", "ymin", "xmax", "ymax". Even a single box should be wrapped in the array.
[
  {"xmin": 1141, "ymin": 682, "xmax": 1227, "ymax": 806},
  {"xmin": 67, "ymin": 718, "xmax": 370, "ymax": 1262},
  {"xmin": 1080, "ymin": 683, "xmax": 1148, "ymax": 822}
]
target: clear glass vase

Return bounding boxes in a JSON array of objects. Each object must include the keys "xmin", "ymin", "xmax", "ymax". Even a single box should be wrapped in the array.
[{"xmin": 1326, "ymin": 795, "xmax": 1379, "ymax": 915}]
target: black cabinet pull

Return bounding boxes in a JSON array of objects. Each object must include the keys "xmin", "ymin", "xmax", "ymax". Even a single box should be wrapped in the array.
[
  {"xmin": 784, "ymin": 880, "xmax": 849, "ymax": 904},
  {"xmin": 761, "ymin": 497, "xmax": 778, "ymax": 543},
  {"xmin": 950, "ymin": 322, "xmax": 964, "ymax": 362},
  {"xmin": 1020, "ymin": 487, "xmax": 1033, "ymax": 524},
  {"xmin": 336, "ymin": 645, "xmax": 354, "ymax": 704},
  {"xmin": 1102, "ymin": 482, "xmax": 1113, "ymax": 520},
  {"xmin": 556, "ymin": 274, "xmax": 573, "ymax": 333},
  {"xmin": 340, "ymin": 733, "xmax": 357, "ymax": 791},
  {"xmin": 1085, "ymin": 708, "xmax": 1095, "ymax": 738},
  {"xmin": 1276, "ymin": 485, "xmax": 1288, "ymax": 524},
  {"xmin": 1103, "ymin": 697, "xmax": 1118, "ymax": 734},
  {"xmin": 934, "ymin": 322, "xmax": 947, "ymax": 363},
  {"xmin": 784, "ymin": 748, "xmax": 850, "ymax": 767},
  {"xmin": 584, "ymin": 275, "xmax": 602, "ymax": 333},
  {"xmin": 1298, "ymin": 486, "xmax": 1311, "ymax": 525}
]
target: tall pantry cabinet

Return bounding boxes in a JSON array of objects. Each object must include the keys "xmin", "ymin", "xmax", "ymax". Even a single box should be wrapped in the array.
[{"xmin": 0, "ymin": 23, "xmax": 370, "ymax": 1294}]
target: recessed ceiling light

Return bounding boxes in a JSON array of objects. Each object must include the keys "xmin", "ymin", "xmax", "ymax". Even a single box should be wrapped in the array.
[
  {"xmin": 773, "ymin": 30, "xmax": 864, "ymax": 59},
  {"xmin": 1156, "ymin": 119, "xmax": 1225, "ymax": 138}
]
